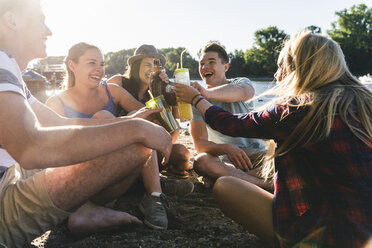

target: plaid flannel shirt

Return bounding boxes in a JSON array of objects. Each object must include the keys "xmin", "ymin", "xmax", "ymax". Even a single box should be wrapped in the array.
[{"xmin": 205, "ymin": 104, "xmax": 372, "ymax": 248}]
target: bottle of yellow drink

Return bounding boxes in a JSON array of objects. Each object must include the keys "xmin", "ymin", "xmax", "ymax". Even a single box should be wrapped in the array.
[{"xmin": 174, "ymin": 68, "xmax": 193, "ymax": 122}]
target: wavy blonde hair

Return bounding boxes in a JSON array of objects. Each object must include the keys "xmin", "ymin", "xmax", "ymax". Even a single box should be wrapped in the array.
[{"xmin": 258, "ymin": 30, "xmax": 372, "ymax": 179}]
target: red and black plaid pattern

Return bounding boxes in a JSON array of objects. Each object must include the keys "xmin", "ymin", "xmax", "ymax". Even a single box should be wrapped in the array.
[{"xmin": 205, "ymin": 104, "xmax": 372, "ymax": 248}]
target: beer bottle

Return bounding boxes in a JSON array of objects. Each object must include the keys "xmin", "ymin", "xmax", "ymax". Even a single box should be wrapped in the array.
[{"xmin": 150, "ymin": 59, "xmax": 177, "ymax": 106}]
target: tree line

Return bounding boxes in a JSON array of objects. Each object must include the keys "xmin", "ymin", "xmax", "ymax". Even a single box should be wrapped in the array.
[{"xmin": 99, "ymin": 4, "xmax": 371, "ymax": 79}]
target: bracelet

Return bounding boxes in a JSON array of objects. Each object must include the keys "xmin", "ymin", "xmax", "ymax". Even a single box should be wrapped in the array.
[
  {"xmin": 191, "ymin": 94, "xmax": 201, "ymax": 105},
  {"xmin": 194, "ymin": 96, "xmax": 205, "ymax": 108}
]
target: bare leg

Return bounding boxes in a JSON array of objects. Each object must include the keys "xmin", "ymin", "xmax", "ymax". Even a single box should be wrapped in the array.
[
  {"xmin": 44, "ymin": 144, "xmax": 150, "ymax": 235},
  {"xmin": 142, "ymin": 150, "xmax": 162, "ymax": 194},
  {"xmin": 91, "ymin": 111, "xmax": 162, "ymax": 197},
  {"xmin": 90, "ymin": 150, "xmax": 162, "ymax": 204},
  {"xmin": 165, "ymin": 144, "xmax": 191, "ymax": 176},
  {"xmin": 194, "ymin": 153, "xmax": 273, "ymax": 191},
  {"xmin": 213, "ymin": 176, "xmax": 274, "ymax": 246}
]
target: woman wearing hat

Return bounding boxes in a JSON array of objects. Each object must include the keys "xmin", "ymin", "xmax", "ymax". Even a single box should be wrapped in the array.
[
  {"xmin": 46, "ymin": 42, "xmax": 194, "ymax": 231},
  {"xmin": 108, "ymin": 44, "xmax": 192, "ymax": 178}
]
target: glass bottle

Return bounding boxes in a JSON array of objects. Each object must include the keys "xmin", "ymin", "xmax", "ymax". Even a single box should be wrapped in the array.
[{"xmin": 150, "ymin": 59, "xmax": 177, "ymax": 106}]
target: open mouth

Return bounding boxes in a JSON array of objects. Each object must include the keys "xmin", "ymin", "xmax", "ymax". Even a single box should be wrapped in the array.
[
  {"xmin": 90, "ymin": 75, "xmax": 101, "ymax": 81},
  {"xmin": 204, "ymin": 72, "xmax": 213, "ymax": 78}
]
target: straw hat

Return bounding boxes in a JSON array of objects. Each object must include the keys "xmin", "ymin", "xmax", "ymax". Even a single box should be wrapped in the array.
[{"xmin": 127, "ymin": 44, "xmax": 166, "ymax": 66}]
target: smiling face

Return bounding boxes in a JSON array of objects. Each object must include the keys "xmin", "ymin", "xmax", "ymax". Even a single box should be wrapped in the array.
[
  {"xmin": 4, "ymin": 0, "xmax": 52, "ymax": 67},
  {"xmin": 199, "ymin": 51, "xmax": 229, "ymax": 87},
  {"xmin": 138, "ymin": 57, "xmax": 155, "ymax": 85},
  {"xmin": 68, "ymin": 48, "xmax": 104, "ymax": 87}
]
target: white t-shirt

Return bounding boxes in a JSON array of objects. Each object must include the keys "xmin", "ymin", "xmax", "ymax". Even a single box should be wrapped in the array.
[
  {"xmin": 0, "ymin": 50, "xmax": 36, "ymax": 180},
  {"xmin": 192, "ymin": 77, "xmax": 266, "ymax": 155}
]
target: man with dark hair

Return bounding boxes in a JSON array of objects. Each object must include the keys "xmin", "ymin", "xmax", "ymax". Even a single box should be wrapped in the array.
[
  {"xmin": 190, "ymin": 42, "xmax": 272, "ymax": 190},
  {"xmin": 0, "ymin": 0, "xmax": 172, "ymax": 246}
]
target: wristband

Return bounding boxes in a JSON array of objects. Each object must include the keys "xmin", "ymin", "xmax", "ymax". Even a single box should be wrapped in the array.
[
  {"xmin": 194, "ymin": 96, "xmax": 205, "ymax": 108},
  {"xmin": 191, "ymin": 94, "xmax": 201, "ymax": 105}
]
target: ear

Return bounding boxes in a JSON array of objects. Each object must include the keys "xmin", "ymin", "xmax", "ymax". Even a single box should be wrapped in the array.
[
  {"xmin": 67, "ymin": 60, "xmax": 75, "ymax": 72},
  {"xmin": 1, "ymin": 11, "xmax": 17, "ymax": 31},
  {"xmin": 224, "ymin": 63, "xmax": 230, "ymax": 73}
]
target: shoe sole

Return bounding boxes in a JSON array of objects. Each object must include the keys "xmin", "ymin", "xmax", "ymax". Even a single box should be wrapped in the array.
[
  {"xmin": 161, "ymin": 181, "xmax": 195, "ymax": 197},
  {"xmin": 176, "ymin": 183, "xmax": 194, "ymax": 197},
  {"xmin": 138, "ymin": 204, "xmax": 168, "ymax": 230}
]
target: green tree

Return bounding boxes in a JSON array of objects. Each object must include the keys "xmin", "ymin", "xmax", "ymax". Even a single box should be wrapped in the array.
[
  {"xmin": 245, "ymin": 26, "xmax": 288, "ymax": 77},
  {"xmin": 163, "ymin": 47, "xmax": 199, "ymax": 79},
  {"xmin": 104, "ymin": 48, "xmax": 135, "ymax": 77},
  {"xmin": 228, "ymin": 49, "xmax": 246, "ymax": 77},
  {"xmin": 244, "ymin": 47, "xmax": 265, "ymax": 77},
  {"xmin": 327, "ymin": 4, "xmax": 372, "ymax": 76},
  {"xmin": 306, "ymin": 25, "xmax": 322, "ymax": 33}
]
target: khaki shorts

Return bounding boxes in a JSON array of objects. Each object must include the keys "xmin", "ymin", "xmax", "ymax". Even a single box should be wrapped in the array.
[
  {"xmin": 218, "ymin": 148, "xmax": 266, "ymax": 170},
  {"xmin": 0, "ymin": 164, "xmax": 70, "ymax": 248}
]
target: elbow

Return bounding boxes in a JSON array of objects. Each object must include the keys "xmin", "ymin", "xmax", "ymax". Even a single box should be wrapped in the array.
[
  {"xmin": 18, "ymin": 159, "xmax": 36, "ymax": 170},
  {"xmin": 244, "ymin": 87, "xmax": 255, "ymax": 100},
  {"xmin": 16, "ymin": 147, "xmax": 42, "ymax": 170},
  {"xmin": 10, "ymin": 133, "xmax": 47, "ymax": 170},
  {"xmin": 240, "ymin": 84, "xmax": 255, "ymax": 100}
]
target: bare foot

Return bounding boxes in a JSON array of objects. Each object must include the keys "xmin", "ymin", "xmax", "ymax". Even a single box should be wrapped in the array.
[{"xmin": 68, "ymin": 201, "xmax": 142, "ymax": 237}]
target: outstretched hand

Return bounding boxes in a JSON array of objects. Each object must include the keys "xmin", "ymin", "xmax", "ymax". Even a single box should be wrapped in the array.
[
  {"xmin": 127, "ymin": 107, "xmax": 161, "ymax": 122},
  {"xmin": 149, "ymin": 71, "xmax": 169, "ymax": 84},
  {"xmin": 175, "ymin": 83, "xmax": 200, "ymax": 104},
  {"xmin": 149, "ymin": 71, "xmax": 170, "ymax": 94},
  {"xmin": 191, "ymin": 81, "xmax": 208, "ymax": 98},
  {"xmin": 158, "ymin": 71, "xmax": 169, "ymax": 83}
]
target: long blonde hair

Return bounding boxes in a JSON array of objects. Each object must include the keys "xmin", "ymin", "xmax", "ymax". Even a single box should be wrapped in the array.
[{"xmin": 259, "ymin": 30, "xmax": 372, "ymax": 178}]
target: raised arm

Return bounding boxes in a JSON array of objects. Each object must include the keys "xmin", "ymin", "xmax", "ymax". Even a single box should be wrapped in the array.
[
  {"xmin": 192, "ymin": 79, "xmax": 255, "ymax": 102},
  {"xmin": 0, "ymin": 92, "xmax": 172, "ymax": 169},
  {"xmin": 175, "ymin": 82, "xmax": 279, "ymax": 140}
]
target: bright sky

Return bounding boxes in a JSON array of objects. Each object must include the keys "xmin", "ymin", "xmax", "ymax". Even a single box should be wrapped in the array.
[{"xmin": 42, "ymin": 0, "xmax": 371, "ymax": 59}]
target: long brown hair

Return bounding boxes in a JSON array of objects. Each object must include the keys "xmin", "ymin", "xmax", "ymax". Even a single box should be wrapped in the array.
[
  {"xmin": 259, "ymin": 30, "xmax": 372, "ymax": 178},
  {"xmin": 124, "ymin": 59, "xmax": 142, "ymax": 83}
]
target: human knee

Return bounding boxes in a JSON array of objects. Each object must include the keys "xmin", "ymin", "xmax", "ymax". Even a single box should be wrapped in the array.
[
  {"xmin": 131, "ymin": 144, "xmax": 152, "ymax": 164},
  {"xmin": 172, "ymin": 144, "xmax": 190, "ymax": 161},
  {"xmin": 92, "ymin": 110, "xmax": 115, "ymax": 119},
  {"xmin": 213, "ymin": 176, "xmax": 235, "ymax": 196},
  {"xmin": 193, "ymin": 153, "xmax": 213, "ymax": 174}
]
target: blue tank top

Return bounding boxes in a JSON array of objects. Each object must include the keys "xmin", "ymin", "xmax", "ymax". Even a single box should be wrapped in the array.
[{"xmin": 62, "ymin": 81, "xmax": 117, "ymax": 118}]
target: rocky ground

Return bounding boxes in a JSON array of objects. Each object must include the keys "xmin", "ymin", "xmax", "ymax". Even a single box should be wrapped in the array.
[{"xmin": 29, "ymin": 130, "xmax": 270, "ymax": 248}]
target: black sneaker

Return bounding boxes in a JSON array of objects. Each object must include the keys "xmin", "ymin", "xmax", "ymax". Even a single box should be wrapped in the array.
[
  {"xmin": 139, "ymin": 193, "xmax": 168, "ymax": 230},
  {"xmin": 160, "ymin": 178, "xmax": 194, "ymax": 197}
]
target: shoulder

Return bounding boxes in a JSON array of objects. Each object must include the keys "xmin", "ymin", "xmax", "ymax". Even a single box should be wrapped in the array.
[
  {"xmin": 227, "ymin": 77, "xmax": 252, "ymax": 86},
  {"xmin": 0, "ymin": 51, "xmax": 20, "ymax": 82},
  {"xmin": 46, "ymin": 93, "xmax": 64, "ymax": 106},
  {"xmin": 45, "ymin": 93, "xmax": 66, "ymax": 116},
  {"xmin": 107, "ymin": 82, "xmax": 126, "ymax": 95},
  {"xmin": 107, "ymin": 74, "xmax": 123, "ymax": 86},
  {"xmin": 0, "ymin": 51, "xmax": 28, "ymax": 97},
  {"xmin": 227, "ymin": 77, "xmax": 254, "ymax": 91}
]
